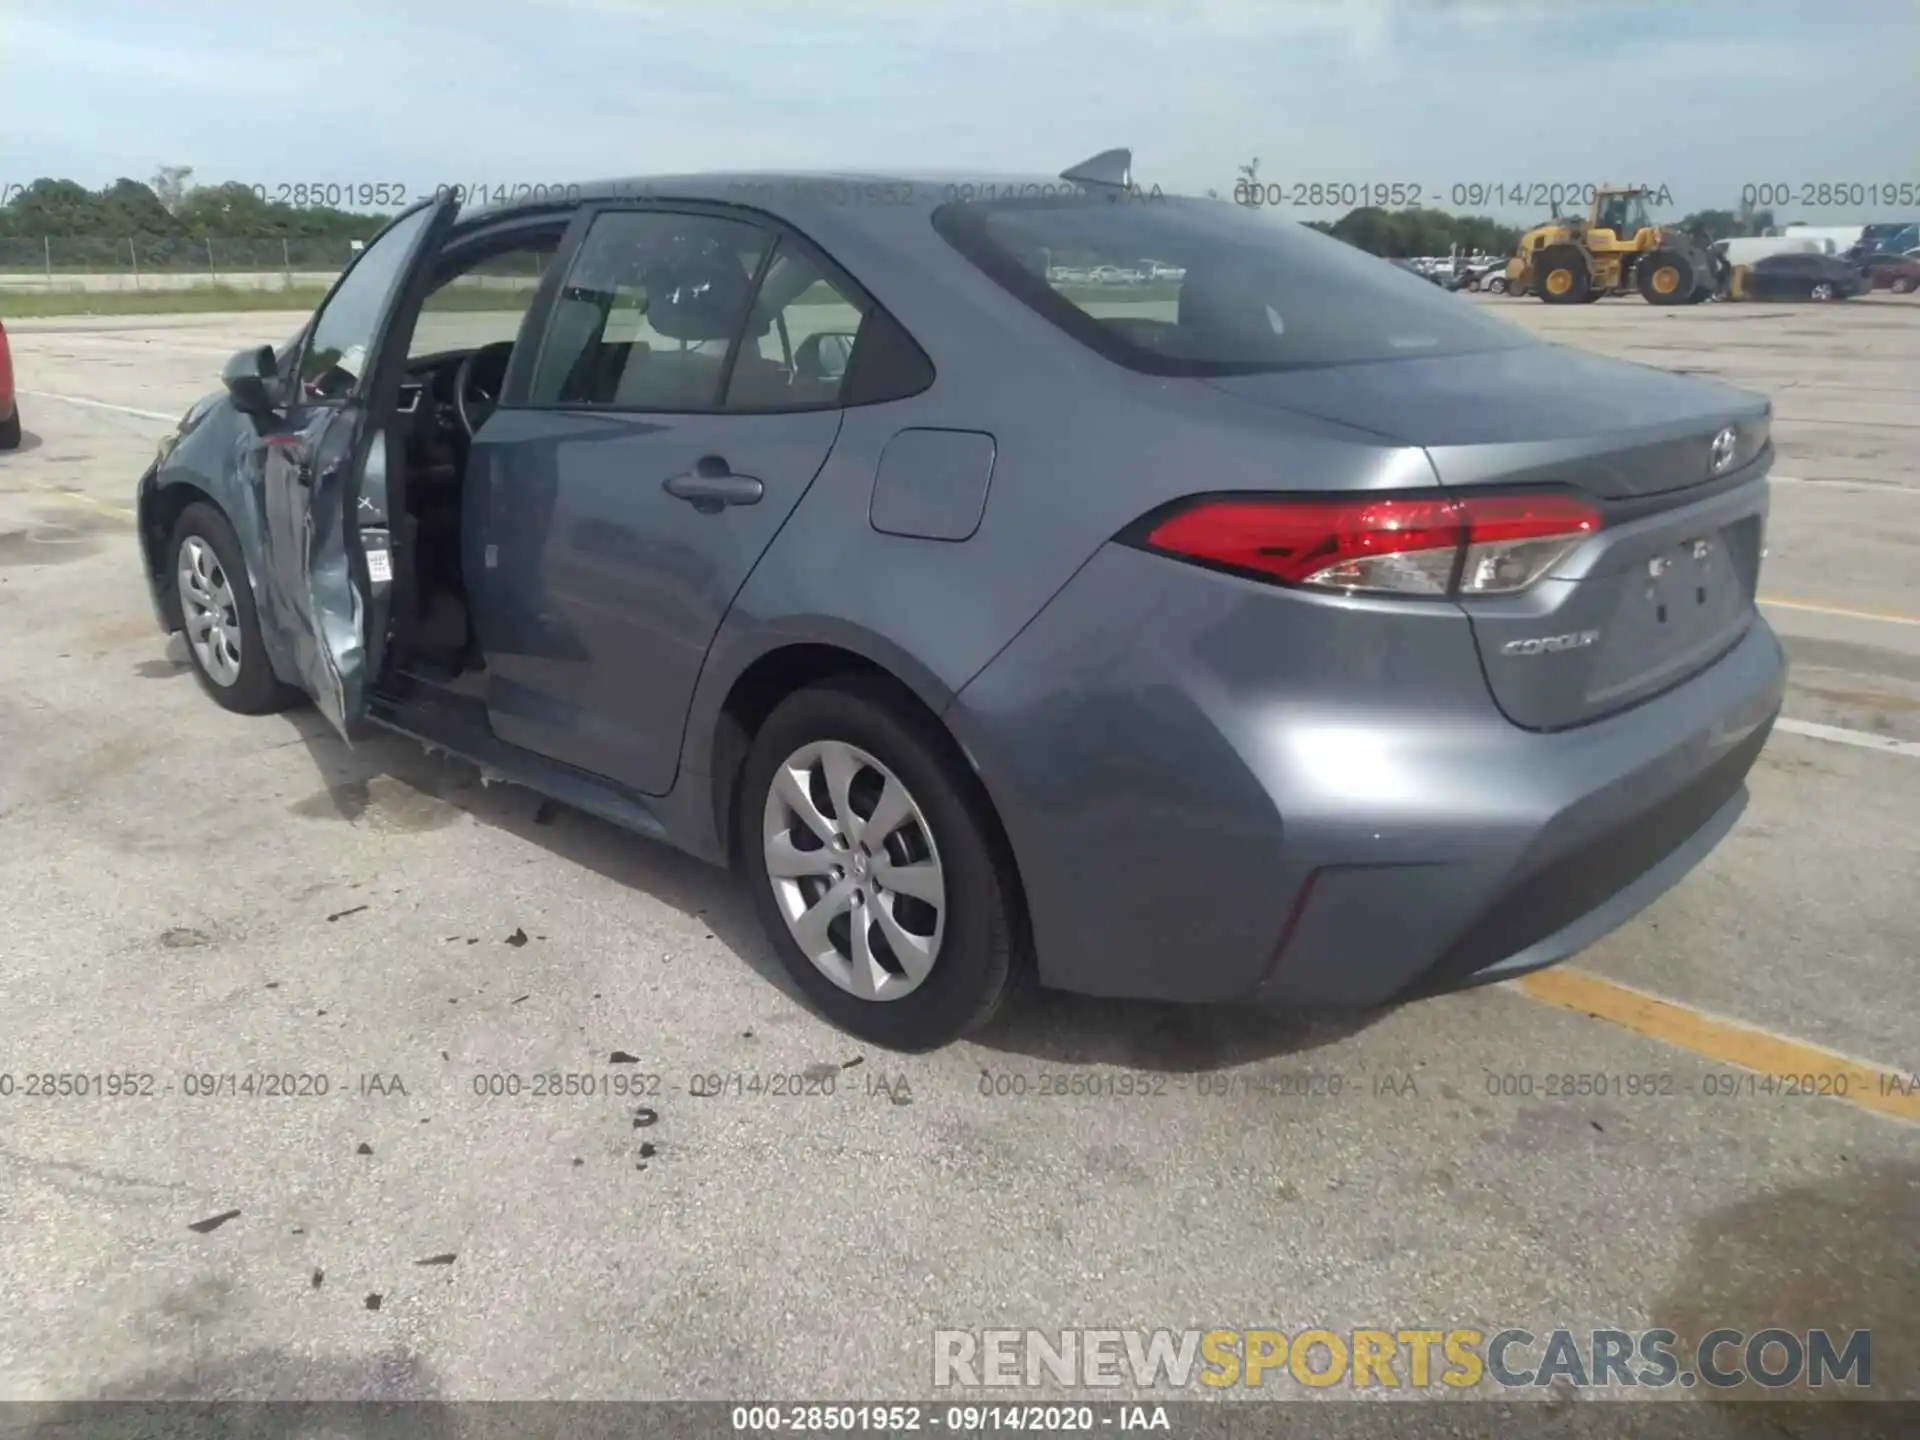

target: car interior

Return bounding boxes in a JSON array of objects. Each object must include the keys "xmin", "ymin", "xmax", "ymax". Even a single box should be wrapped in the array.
[{"xmin": 381, "ymin": 222, "xmax": 569, "ymax": 684}]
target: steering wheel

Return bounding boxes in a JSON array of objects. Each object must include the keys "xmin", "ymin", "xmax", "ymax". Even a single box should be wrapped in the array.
[{"xmin": 452, "ymin": 341, "xmax": 515, "ymax": 440}]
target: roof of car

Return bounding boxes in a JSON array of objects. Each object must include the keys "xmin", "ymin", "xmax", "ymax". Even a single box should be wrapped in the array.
[{"xmin": 458, "ymin": 169, "xmax": 1170, "ymax": 225}]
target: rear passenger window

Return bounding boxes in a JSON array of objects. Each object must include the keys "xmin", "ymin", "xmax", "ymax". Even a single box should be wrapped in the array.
[
  {"xmin": 724, "ymin": 245, "xmax": 867, "ymax": 410},
  {"xmin": 526, "ymin": 209, "xmax": 934, "ymax": 414},
  {"xmin": 527, "ymin": 211, "xmax": 772, "ymax": 411},
  {"xmin": 725, "ymin": 240, "xmax": 934, "ymax": 409}
]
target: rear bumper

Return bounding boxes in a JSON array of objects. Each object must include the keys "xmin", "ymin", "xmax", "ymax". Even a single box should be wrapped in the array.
[
  {"xmin": 948, "ymin": 541, "xmax": 1787, "ymax": 1007},
  {"xmin": 1286, "ymin": 699, "xmax": 1773, "ymax": 1006}
]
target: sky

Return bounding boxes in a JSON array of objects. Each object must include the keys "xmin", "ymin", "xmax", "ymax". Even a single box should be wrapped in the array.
[{"xmin": 2, "ymin": 0, "xmax": 1916, "ymax": 222}]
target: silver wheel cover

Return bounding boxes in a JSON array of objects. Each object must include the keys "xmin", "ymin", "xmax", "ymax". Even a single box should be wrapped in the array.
[
  {"xmin": 762, "ymin": 739, "xmax": 947, "ymax": 1002},
  {"xmin": 177, "ymin": 535, "xmax": 243, "ymax": 687}
]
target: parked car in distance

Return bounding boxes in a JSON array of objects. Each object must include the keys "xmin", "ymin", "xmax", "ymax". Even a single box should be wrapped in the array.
[
  {"xmin": 1716, "ymin": 236, "xmax": 1832, "ymax": 269},
  {"xmin": 1739, "ymin": 251, "xmax": 1866, "ymax": 300},
  {"xmin": 0, "ymin": 316, "xmax": 19, "ymax": 450},
  {"xmin": 1447, "ymin": 260, "xmax": 1505, "ymax": 293},
  {"xmin": 135, "ymin": 153, "xmax": 1786, "ymax": 1050},
  {"xmin": 1859, "ymin": 252, "xmax": 1920, "ymax": 293}
]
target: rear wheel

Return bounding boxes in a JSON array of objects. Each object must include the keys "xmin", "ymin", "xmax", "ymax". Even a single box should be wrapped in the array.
[
  {"xmin": 739, "ymin": 676, "xmax": 1028, "ymax": 1051},
  {"xmin": 1636, "ymin": 250, "xmax": 1695, "ymax": 305},
  {"xmin": 1535, "ymin": 245, "xmax": 1591, "ymax": 304},
  {"xmin": 1892, "ymin": 277, "xmax": 1916, "ymax": 294},
  {"xmin": 169, "ymin": 502, "xmax": 303, "ymax": 715},
  {"xmin": 0, "ymin": 405, "xmax": 19, "ymax": 451},
  {"xmin": 1810, "ymin": 281, "xmax": 1836, "ymax": 301},
  {"xmin": 1483, "ymin": 275, "xmax": 1509, "ymax": 295}
]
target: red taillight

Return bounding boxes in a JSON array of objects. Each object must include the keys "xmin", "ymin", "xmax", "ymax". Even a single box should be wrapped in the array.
[{"xmin": 1139, "ymin": 492, "xmax": 1600, "ymax": 598}]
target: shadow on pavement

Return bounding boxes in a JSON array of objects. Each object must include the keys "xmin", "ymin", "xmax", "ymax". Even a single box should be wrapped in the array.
[
  {"xmin": 1651, "ymin": 1158, "xmax": 1918, "ymax": 1403},
  {"xmin": 269, "ymin": 704, "xmax": 1386, "ymax": 1070}
]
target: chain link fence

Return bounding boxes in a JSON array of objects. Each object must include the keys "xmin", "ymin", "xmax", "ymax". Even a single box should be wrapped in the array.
[{"xmin": 0, "ymin": 237, "xmax": 363, "ymax": 291}]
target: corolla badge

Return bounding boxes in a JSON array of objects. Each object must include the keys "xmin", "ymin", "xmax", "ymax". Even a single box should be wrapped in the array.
[
  {"xmin": 1502, "ymin": 629, "xmax": 1600, "ymax": 656},
  {"xmin": 1709, "ymin": 427, "xmax": 1738, "ymax": 474}
]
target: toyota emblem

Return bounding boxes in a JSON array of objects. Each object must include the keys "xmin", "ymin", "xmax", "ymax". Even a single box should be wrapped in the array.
[{"xmin": 1709, "ymin": 427, "xmax": 1737, "ymax": 475}]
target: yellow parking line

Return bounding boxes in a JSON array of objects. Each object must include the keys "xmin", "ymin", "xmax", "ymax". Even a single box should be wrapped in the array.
[
  {"xmin": 9, "ymin": 475, "xmax": 136, "ymax": 521},
  {"xmin": 1759, "ymin": 596, "xmax": 1920, "ymax": 627},
  {"xmin": 1516, "ymin": 967, "xmax": 1918, "ymax": 1124}
]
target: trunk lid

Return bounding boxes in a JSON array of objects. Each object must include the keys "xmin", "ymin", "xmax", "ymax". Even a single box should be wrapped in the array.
[{"xmin": 1206, "ymin": 344, "xmax": 1773, "ymax": 729}]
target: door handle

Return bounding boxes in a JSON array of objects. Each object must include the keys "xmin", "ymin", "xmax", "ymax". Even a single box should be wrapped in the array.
[{"xmin": 663, "ymin": 456, "xmax": 763, "ymax": 511}]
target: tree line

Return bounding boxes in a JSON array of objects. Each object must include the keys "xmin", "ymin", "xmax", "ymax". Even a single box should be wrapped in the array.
[
  {"xmin": 0, "ymin": 171, "xmax": 386, "ymax": 267},
  {"xmin": 1, "ymin": 168, "xmax": 1781, "ymax": 268}
]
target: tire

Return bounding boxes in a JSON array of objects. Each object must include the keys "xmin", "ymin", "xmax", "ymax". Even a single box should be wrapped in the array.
[
  {"xmin": 1535, "ymin": 245, "xmax": 1590, "ymax": 304},
  {"xmin": 1810, "ymin": 282, "xmax": 1835, "ymax": 301},
  {"xmin": 738, "ymin": 675, "xmax": 1028, "ymax": 1051},
  {"xmin": 0, "ymin": 404, "xmax": 19, "ymax": 451},
  {"xmin": 1636, "ymin": 250, "xmax": 1695, "ymax": 305},
  {"xmin": 168, "ymin": 501, "xmax": 304, "ymax": 715},
  {"xmin": 1483, "ymin": 276, "xmax": 1508, "ymax": 295},
  {"xmin": 1892, "ymin": 277, "xmax": 1916, "ymax": 294}
]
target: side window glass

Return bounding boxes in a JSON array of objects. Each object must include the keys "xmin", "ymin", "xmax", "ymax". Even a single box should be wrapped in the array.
[
  {"xmin": 409, "ymin": 236, "xmax": 562, "ymax": 360},
  {"xmin": 526, "ymin": 211, "xmax": 771, "ymax": 411},
  {"xmin": 724, "ymin": 244, "xmax": 868, "ymax": 410},
  {"xmin": 299, "ymin": 203, "xmax": 437, "ymax": 401}
]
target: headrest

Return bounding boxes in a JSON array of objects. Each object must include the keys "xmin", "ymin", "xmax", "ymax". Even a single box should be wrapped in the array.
[{"xmin": 642, "ymin": 254, "xmax": 756, "ymax": 342}]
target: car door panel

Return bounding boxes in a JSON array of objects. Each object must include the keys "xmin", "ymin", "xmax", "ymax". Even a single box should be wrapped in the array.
[
  {"xmin": 259, "ymin": 418, "xmax": 353, "ymax": 716},
  {"xmin": 469, "ymin": 405, "xmax": 843, "ymax": 794},
  {"xmin": 254, "ymin": 196, "xmax": 458, "ymax": 736}
]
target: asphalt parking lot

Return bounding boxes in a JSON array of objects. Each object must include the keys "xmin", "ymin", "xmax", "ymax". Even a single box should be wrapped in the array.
[{"xmin": 0, "ymin": 294, "xmax": 1915, "ymax": 1408}]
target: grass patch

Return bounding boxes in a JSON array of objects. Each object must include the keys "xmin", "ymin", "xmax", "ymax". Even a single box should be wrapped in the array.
[
  {"xmin": 0, "ymin": 280, "xmax": 559, "ymax": 320},
  {"xmin": 1054, "ymin": 283, "xmax": 1181, "ymax": 306},
  {"xmin": 1, "ymin": 284, "xmax": 336, "ymax": 318}
]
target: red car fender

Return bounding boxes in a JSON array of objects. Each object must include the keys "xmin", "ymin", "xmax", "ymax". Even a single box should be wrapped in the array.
[{"xmin": 0, "ymin": 318, "xmax": 15, "ymax": 406}]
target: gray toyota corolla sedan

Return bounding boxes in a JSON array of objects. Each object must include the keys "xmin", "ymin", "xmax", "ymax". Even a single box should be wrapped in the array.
[{"xmin": 135, "ymin": 150, "xmax": 1786, "ymax": 1050}]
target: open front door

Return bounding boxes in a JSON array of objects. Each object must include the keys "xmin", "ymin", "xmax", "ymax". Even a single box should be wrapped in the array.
[{"xmin": 263, "ymin": 194, "xmax": 459, "ymax": 739}]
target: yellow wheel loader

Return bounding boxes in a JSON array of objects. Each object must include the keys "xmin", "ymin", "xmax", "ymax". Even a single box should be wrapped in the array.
[{"xmin": 1505, "ymin": 187, "xmax": 1727, "ymax": 305}]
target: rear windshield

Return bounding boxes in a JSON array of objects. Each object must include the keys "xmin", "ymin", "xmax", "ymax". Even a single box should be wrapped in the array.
[{"xmin": 932, "ymin": 196, "xmax": 1535, "ymax": 375}]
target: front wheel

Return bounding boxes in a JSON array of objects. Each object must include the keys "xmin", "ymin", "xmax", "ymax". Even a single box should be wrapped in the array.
[
  {"xmin": 738, "ymin": 676, "xmax": 1028, "ymax": 1050},
  {"xmin": 0, "ymin": 404, "xmax": 20, "ymax": 451},
  {"xmin": 1484, "ymin": 276, "xmax": 1508, "ymax": 295},
  {"xmin": 1636, "ymin": 250, "xmax": 1696, "ymax": 305},
  {"xmin": 1892, "ymin": 277, "xmax": 1916, "ymax": 294},
  {"xmin": 1535, "ymin": 245, "xmax": 1591, "ymax": 304},
  {"xmin": 1810, "ymin": 282, "xmax": 1835, "ymax": 301},
  {"xmin": 169, "ymin": 502, "xmax": 303, "ymax": 714}
]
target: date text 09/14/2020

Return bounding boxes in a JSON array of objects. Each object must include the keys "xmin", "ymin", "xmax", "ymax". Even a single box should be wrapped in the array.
[
  {"xmin": 203, "ymin": 179, "xmax": 1166, "ymax": 213},
  {"xmin": 1231, "ymin": 181, "xmax": 1675, "ymax": 210}
]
